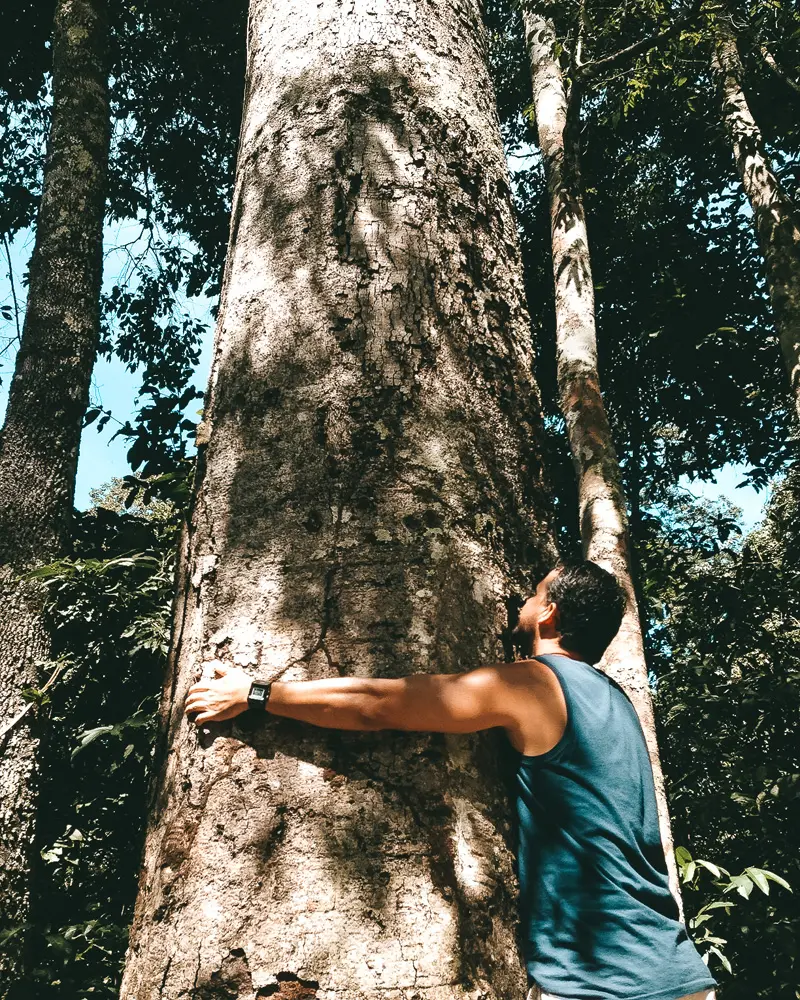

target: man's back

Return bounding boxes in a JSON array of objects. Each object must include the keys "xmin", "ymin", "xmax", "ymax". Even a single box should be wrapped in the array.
[{"xmin": 516, "ymin": 654, "xmax": 716, "ymax": 1000}]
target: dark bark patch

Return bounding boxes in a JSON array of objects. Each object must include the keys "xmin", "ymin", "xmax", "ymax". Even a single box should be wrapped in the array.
[
  {"xmin": 159, "ymin": 815, "xmax": 200, "ymax": 871},
  {"xmin": 422, "ymin": 509, "xmax": 444, "ymax": 529},
  {"xmin": 303, "ymin": 509, "xmax": 324, "ymax": 533},
  {"xmin": 257, "ymin": 972, "xmax": 319, "ymax": 998},
  {"xmin": 203, "ymin": 947, "xmax": 254, "ymax": 999},
  {"xmin": 402, "ymin": 513, "xmax": 422, "ymax": 532},
  {"xmin": 321, "ymin": 767, "xmax": 346, "ymax": 787},
  {"xmin": 252, "ymin": 808, "xmax": 287, "ymax": 863},
  {"xmin": 501, "ymin": 593, "xmax": 526, "ymax": 662}
]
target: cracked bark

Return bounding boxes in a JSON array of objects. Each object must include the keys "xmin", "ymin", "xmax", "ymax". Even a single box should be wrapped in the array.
[
  {"xmin": 0, "ymin": 0, "xmax": 109, "ymax": 986},
  {"xmin": 712, "ymin": 14, "xmax": 800, "ymax": 423},
  {"xmin": 523, "ymin": 11, "xmax": 680, "ymax": 903},
  {"xmin": 120, "ymin": 1, "xmax": 554, "ymax": 998}
]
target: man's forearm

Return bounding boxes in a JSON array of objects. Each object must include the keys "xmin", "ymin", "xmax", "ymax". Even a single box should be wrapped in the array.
[{"xmin": 267, "ymin": 677, "xmax": 400, "ymax": 731}]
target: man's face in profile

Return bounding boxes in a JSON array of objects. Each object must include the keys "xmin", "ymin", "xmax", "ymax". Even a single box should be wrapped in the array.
[{"xmin": 512, "ymin": 569, "xmax": 560, "ymax": 657}]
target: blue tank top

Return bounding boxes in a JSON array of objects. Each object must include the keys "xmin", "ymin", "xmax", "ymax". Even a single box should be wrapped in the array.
[{"xmin": 515, "ymin": 655, "xmax": 716, "ymax": 1000}]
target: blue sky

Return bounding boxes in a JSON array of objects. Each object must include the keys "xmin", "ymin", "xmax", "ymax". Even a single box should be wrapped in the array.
[
  {"xmin": 0, "ymin": 221, "xmax": 772, "ymax": 531},
  {"xmin": 678, "ymin": 464, "xmax": 769, "ymax": 532},
  {"xmin": 1, "ymin": 219, "xmax": 213, "ymax": 508}
]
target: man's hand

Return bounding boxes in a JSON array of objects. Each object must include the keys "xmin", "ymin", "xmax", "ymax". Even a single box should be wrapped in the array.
[{"xmin": 185, "ymin": 662, "xmax": 252, "ymax": 725}]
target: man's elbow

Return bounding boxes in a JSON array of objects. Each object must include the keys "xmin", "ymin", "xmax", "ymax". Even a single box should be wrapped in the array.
[{"xmin": 358, "ymin": 691, "xmax": 401, "ymax": 732}]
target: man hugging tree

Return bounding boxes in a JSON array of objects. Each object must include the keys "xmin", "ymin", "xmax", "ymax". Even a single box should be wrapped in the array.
[{"xmin": 185, "ymin": 561, "xmax": 716, "ymax": 1000}]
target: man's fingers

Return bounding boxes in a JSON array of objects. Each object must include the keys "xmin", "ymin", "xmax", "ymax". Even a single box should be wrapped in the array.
[
  {"xmin": 193, "ymin": 711, "xmax": 216, "ymax": 726},
  {"xmin": 185, "ymin": 695, "xmax": 209, "ymax": 714}
]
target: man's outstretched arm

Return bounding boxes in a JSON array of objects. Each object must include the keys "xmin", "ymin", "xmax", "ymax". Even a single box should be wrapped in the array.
[{"xmin": 184, "ymin": 663, "xmax": 518, "ymax": 734}]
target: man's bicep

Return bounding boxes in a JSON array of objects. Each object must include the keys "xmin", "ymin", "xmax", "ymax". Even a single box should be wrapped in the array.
[{"xmin": 382, "ymin": 667, "xmax": 516, "ymax": 733}]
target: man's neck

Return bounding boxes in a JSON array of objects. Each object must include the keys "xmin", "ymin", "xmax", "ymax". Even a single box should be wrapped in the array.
[{"xmin": 532, "ymin": 637, "xmax": 585, "ymax": 661}]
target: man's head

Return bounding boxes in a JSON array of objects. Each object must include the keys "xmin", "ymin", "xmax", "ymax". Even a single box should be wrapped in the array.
[{"xmin": 515, "ymin": 561, "xmax": 625, "ymax": 664}]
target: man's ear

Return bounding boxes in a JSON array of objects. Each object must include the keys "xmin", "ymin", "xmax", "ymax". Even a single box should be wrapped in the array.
[{"xmin": 538, "ymin": 601, "xmax": 559, "ymax": 628}]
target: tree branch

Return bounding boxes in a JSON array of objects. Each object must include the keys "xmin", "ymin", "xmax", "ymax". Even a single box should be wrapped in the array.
[
  {"xmin": 757, "ymin": 42, "xmax": 800, "ymax": 97},
  {"xmin": 564, "ymin": 77, "xmax": 584, "ymax": 186},
  {"xmin": 0, "ymin": 660, "xmax": 66, "ymax": 747},
  {"xmin": 2, "ymin": 235, "xmax": 22, "ymax": 344},
  {"xmin": 575, "ymin": 0, "xmax": 588, "ymax": 70},
  {"xmin": 576, "ymin": 0, "xmax": 705, "ymax": 83}
]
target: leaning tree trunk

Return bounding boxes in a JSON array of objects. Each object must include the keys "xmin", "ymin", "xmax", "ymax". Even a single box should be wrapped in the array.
[
  {"xmin": 0, "ymin": 0, "xmax": 109, "ymax": 984},
  {"xmin": 712, "ymin": 15, "xmax": 800, "ymax": 422},
  {"xmin": 120, "ymin": 1, "xmax": 554, "ymax": 997},
  {"xmin": 523, "ymin": 11, "xmax": 680, "ymax": 901}
]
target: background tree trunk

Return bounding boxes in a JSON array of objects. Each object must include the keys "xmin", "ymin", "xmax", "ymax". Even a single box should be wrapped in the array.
[
  {"xmin": 523, "ymin": 10, "xmax": 680, "ymax": 902},
  {"xmin": 0, "ymin": 0, "xmax": 109, "ymax": 984},
  {"xmin": 712, "ymin": 15, "xmax": 800, "ymax": 423},
  {"xmin": 120, "ymin": 1, "xmax": 554, "ymax": 997}
]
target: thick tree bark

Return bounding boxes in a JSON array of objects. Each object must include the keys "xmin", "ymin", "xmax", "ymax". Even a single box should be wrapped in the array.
[
  {"xmin": 523, "ymin": 11, "xmax": 680, "ymax": 901},
  {"xmin": 120, "ymin": 1, "xmax": 554, "ymax": 997},
  {"xmin": 0, "ymin": 0, "xmax": 109, "ymax": 985},
  {"xmin": 712, "ymin": 16, "xmax": 800, "ymax": 422}
]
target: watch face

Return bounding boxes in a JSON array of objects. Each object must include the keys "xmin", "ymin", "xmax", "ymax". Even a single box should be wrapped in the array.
[{"xmin": 248, "ymin": 683, "xmax": 270, "ymax": 710}]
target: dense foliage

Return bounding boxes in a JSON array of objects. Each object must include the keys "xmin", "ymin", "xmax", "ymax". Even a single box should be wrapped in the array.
[
  {"xmin": 1, "ymin": 0, "xmax": 798, "ymax": 996},
  {"xmin": 18, "ymin": 487, "xmax": 180, "ymax": 998},
  {"xmin": 645, "ymin": 473, "xmax": 800, "ymax": 998}
]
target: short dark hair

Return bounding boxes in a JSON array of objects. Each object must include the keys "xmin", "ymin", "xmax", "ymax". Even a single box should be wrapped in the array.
[{"xmin": 546, "ymin": 561, "xmax": 625, "ymax": 664}]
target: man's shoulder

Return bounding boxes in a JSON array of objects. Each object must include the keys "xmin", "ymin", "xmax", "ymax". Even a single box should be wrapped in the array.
[
  {"xmin": 488, "ymin": 657, "xmax": 569, "ymax": 691},
  {"xmin": 489, "ymin": 659, "xmax": 569, "ymax": 755}
]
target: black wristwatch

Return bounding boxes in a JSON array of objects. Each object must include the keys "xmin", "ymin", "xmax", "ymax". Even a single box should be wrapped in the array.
[{"xmin": 247, "ymin": 680, "xmax": 272, "ymax": 712}]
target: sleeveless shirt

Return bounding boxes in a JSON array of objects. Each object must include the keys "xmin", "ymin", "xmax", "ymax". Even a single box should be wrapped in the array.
[{"xmin": 515, "ymin": 654, "xmax": 716, "ymax": 1000}]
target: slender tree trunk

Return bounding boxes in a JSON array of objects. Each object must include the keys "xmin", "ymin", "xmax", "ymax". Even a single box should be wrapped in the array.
[
  {"xmin": 523, "ymin": 11, "xmax": 680, "ymax": 902},
  {"xmin": 120, "ymin": 1, "xmax": 554, "ymax": 997},
  {"xmin": 712, "ymin": 15, "xmax": 800, "ymax": 422},
  {"xmin": 757, "ymin": 42, "xmax": 800, "ymax": 98},
  {"xmin": 0, "ymin": 0, "xmax": 109, "ymax": 984}
]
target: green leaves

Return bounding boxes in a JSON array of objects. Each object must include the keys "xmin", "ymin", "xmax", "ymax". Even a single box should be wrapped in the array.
[
  {"xmin": 676, "ymin": 847, "xmax": 731, "ymax": 886},
  {"xmin": 83, "ymin": 406, "xmax": 113, "ymax": 432},
  {"xmin": 71, "ymin": 709, "xmax": 154, "ymax": 761},
  {"xmin": 745, "ymin": 867, "xmax": 793, "ymax": 893},
  {"xmin": 675, "ymin": 847, "xmax": 792, "ymax": 974},
  {"xmin": 25, "ymin": 483, "xmax": 182, "ymax": 997},
  {"xmin": 696, "ymin": 859, "xmax": 725, "ymax": 879},
  {"xmin": 706, "ymin": 945, "xmax": 732, "ymax": 975},
  {"xmin": 718, "ymin": 866, "xmax": 792, "ymax": 901},
  {"xmin": 676, "ymin": 844, "xmax": 697, "ymax": 882},
  {"xmin": 727, "ymin": 872, "xmax": 755, "ymax": 898},
  {"xmin": 29, "ymin": 551, "xmax": 161, "ymax": 582},
  {"xmin": 71, "ymin": 725, "xmax": 114, "ymax": 757}
]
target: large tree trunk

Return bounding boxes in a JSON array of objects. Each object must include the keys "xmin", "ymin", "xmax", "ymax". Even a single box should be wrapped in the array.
[
  {"xmin": 712, "ymin": 14, "xmax": 800, "ymax": 423},
  {"xmin": 523, "ymin": 11, "xmax": 680, "ymax": 902},
  {"xmin": 120, "ymin": 1, "xmax": 554, "ymax": 997},
  {"xmin": 0, "ymin": 0, "xmax": 109, "ymax": 985}
]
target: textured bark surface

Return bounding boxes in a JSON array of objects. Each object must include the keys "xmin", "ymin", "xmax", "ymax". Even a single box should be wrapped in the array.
[
  {"xmin": 120, "ymin": 1, "xmax": 554, "ymax": 998},
  {"xmin": 0, "ymin": 0, "xmax": 109, "ymax": 984},
  {"xmin": 523, "ymin": 12, "xmax": 679, "ymax": 902},
  {"xmin": 712, "ymin": 17, "xmax": 800, "ymax": 423}
]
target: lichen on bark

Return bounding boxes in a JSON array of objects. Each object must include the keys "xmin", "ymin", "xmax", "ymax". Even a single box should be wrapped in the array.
[{"xmin": 120, "ymin": 1, "xmax": 554, "ymax": 998}]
